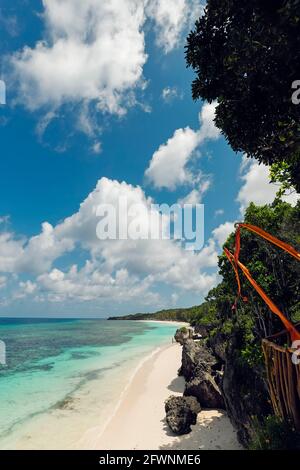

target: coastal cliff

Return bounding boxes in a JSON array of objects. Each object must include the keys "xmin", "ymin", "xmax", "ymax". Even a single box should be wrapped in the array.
[
  {"xmin": 170, "ymin": 324, "xmax": 300, "ymax": 449},
  {"xmin": 209, "ymin": 330, "xmax": 271, "ymax": 445},
  {"xmin": 110, "ymin": 201, "xmax": 300, "ymax": 449},
  {"xmin": 168, "ymin": 330, "xmax": 269, "ymax": 447},
  {"xmin": 182, "ymin": 334, "xmax": 271, "ymax": 445}
]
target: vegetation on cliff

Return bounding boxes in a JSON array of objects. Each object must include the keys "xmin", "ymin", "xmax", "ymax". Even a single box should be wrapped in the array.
[
  {"xmin": 211, "ymin": 199, "xmax": 300, "ymax": 360},
  {"xmin": 249, "ymin": 416, "xmax": 300, "ymax": 450},
  {"xmin": 206, "ymin": 200, "xmax": 300, "ymax": 447},
  {"xmin": 184, "ymin": 1, "xmax": 300, "ymax": 448},
  {"xmin": 110, "ymin": 201, "xmax": 299, "ymax": 448}
]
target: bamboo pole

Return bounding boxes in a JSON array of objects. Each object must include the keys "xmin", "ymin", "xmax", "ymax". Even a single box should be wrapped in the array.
[{"xmin": 262, "ymin": 337, "xmax": 300, "ymax": 431}]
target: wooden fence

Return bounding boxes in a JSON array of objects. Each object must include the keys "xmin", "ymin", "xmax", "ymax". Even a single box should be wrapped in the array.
[{"xmin": 262, "ymin": 325, "xmax": 300, "ymax": 430}]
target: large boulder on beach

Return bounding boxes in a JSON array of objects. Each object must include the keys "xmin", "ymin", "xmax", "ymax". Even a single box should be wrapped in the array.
[
  {"xmin": 184, "ymin": 369, "xmax": 225, "ymax": 409},
  {"xmin": 165, "ymin": 396, "xmax": 201, "ymax": 435}
]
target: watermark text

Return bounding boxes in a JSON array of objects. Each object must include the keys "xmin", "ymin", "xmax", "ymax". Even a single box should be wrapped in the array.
[
  {"xmin": 0, "ymin": 80, "xmax": 6, "ymax": 105},
  {"xmin": 95, "ymin": 198, "xmax": 204, "ymax": 251}
]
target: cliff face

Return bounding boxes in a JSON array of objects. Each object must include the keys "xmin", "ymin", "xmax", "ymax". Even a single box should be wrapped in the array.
[
  {"xmin": 164, "ymin": 337, "xmax": 225, "ymax": 437},
  {"xmin": 179, "ymin": 339, "xmax": 225, "ymax": 411},
  {"xmin": 179, "ymin": 339, "xmax": 219, "ymax": 380},
  {"xmin": 178, "ymin": 333, "xmax": 271, "ymax": 447},
  {"xmin": 214, "ymin": 334, "xmax": 272, "ymax": 445}
]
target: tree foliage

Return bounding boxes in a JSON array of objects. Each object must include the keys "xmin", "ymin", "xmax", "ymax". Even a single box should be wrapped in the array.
[
  {"xmin": 214, "ymin": 200, "xmax": 300, "ymax": 339},
  {"xmin": 250, "ymin": 415, "xmax": 300, "ymax": 450},
  {"xmin": 108, "ymin": 302, "xmax": 218, "ymax": 324},
  {"xmin": 186, "ymin": 0, "xmax": 300, "ymax": 191},
  {"xmin": 205, "ymin": 199, "xmax": 300, "ymax": 377}
]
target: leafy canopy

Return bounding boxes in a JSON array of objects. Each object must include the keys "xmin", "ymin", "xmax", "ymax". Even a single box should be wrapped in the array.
[
  {"xmin": 186, "ymin": 0, "xmax": 300, "ymax": 191},
  {"xmin": 209, "ymin": 200, "xmax": 300, "ymax": 358}
]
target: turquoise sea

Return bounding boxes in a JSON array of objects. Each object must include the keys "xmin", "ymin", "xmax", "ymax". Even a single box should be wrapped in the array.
[{"xmin": 0, "ymin": 318, "xmax": 179, "ymax": 449}]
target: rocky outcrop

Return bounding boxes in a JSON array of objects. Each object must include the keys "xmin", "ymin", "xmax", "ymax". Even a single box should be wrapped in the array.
[
  {"xmin": 165, "ymin": 396, "xmax": 201, "ymax": 435},
  {"xmin": 194, "ymin": 323, "xmax": 215, "ymax": 338},
  {"xmin": 220, "ymin": 337, "xmax": 271, "ymax": 445},
  {"xmin": 179, "ymin": 339, "xmax": 225, "ymax": 410},
  {"xmin": 168, "ymin": 329, "xmax": 270, "ymax": 445},
  {"xmin": 208, "ymin": 331, "xmax": 228, "ymax": 362},
  {"xmin": 184, "ymin": 369, "xmax": 225, "ymax": 409},
  {"xmin": 187, "ymin": 329, "xmax": 270, "ymax": 446},
  {"xmin": 165, "ymin": 339, "xmax": 224, "ymax": 436},
  {"xmin": 179, "ymin": 339, "xmax": 218, "ymax": 380},
  {"xmin": 174, "ymin": 327, "xmax": 193, "ymax": 345},
  {"xmin": 173, "ymin": 325, "xmax": 271, "ymax": 446}
]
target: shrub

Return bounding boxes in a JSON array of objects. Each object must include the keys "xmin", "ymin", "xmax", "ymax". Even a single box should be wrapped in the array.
[
  {"xmin": 249, "ymin": 415, "xmax": 300, "ymax": 450},
  {"xmin": 179, "ymin": 326, "xmax": 188, "ymax": 334}
]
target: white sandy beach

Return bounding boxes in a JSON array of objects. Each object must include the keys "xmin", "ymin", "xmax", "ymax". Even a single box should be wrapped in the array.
[
  {"xmin": 137, "ymin": 320, "xmax": 190, "ymax": 326},
  {"xmin": 1, "ymin": 331, "xmax": 243, "ymax": 450},
  {"xmin": 95, "ymin": 342, "xmax": 242, "ymax": 450}
]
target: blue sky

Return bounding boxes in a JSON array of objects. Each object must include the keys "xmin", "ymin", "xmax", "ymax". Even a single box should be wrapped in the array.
[{"xmin": 0, "ymin": 0, "xmax": 295, "ymax": 318}]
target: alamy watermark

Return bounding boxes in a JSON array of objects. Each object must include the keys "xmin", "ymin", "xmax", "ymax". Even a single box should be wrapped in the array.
[
  {"xmin": 0, "ymin": 340, "xmax": 6, "ymax": 366},
  {"xmin": 0, "ymin": 80, "xmax": 6, "ymax": 105},
  {"xmin": 95, "ymin": 198, "xmax": 204, "ymax": 251},
  {"xmin": 291, "ymin": 80, "xmax": 300, "ymax": 105},
  {"xmin": 291, "ymin": 340, "xmax": 300, "ymax": 365}
]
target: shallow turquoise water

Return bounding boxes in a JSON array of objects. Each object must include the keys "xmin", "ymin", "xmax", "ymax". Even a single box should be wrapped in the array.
[{"xmin": 0, "ymin": 318, "xmax": 178, "ymax": 448}]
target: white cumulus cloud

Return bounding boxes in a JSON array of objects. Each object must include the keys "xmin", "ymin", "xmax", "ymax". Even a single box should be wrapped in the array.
[
  {"xmin": 237, "ymin": 159, "xmax": 299, "ymax": 214},
  {"xmin": 10, "ymin": 0, "xmax": 147, "ymax": 115},
  {"xmin": 0, "ymin": 177, "xmax": 223, "ymax": 305},
  {"xmin": 9, "ymin": 0, "xmax": 204, "ymax": 120},
  {"xmin": 147, "ymin": 0, "xmax": 204, "ymax": 53},
  {"xmin": 178, "ymin": 179, "xmax": 211, "ymax": 205},
  {"xmin": 212, "ymin": 222, "xmax": 235, "ymax": 248},
  {"xmin": 145, "ymin": 102, "xmax": 220, "ymax": 190},
  {"xmin": 145, "ymin": 127, "xmax": 199, "ymax": 190}
]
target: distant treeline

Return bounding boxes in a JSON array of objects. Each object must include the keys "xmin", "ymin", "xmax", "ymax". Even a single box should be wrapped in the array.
[{"xmin": 108, "ymin": 302, "xmax": 217, "ymax": 326}]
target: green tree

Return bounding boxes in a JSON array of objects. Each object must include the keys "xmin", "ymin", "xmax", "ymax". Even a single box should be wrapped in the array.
[
  {"xmin": 217, "ymin": 200, "xmax": 300, "ymax": 340},
  {"xmin": 188, "ymin": 200, "xmax": 300, "ymax": 447},
  {"xmin": 186, "ymin": 0, "xmax": 300, "ymax": 191}
]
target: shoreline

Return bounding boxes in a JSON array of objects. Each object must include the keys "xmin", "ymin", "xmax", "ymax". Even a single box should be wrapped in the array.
[
  {"xmin": 138, "ymin": 320, "xmax": 190, "ymax": 326},
  {"xmin": 1, "ymin": 323, "xmax": 242, "ymax": 450},
  {"xmin": 0, "ymin": 323, "xmax": 179, "ymax": 450},
  {"xmin": 73, "ymin": 344, "xmax": 166, "ymax": 450},
  {"xmin": 94, "ymin": 342, "xmax": 242, "ymax": 450}
]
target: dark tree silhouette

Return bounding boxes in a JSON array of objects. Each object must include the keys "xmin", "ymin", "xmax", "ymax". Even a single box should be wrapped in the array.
[{"xmin": 186, "ymin": 0, "xmax": 300, "ymax": 191}]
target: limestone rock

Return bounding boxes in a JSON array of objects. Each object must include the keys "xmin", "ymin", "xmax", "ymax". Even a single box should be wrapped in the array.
[
  {"xmin": 165, "ymin": 395, "xmax": 201, "ymax": 435},
  {"xmin": 184, "ymin": 369, "xmax": 225, "ymax": 409}
]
